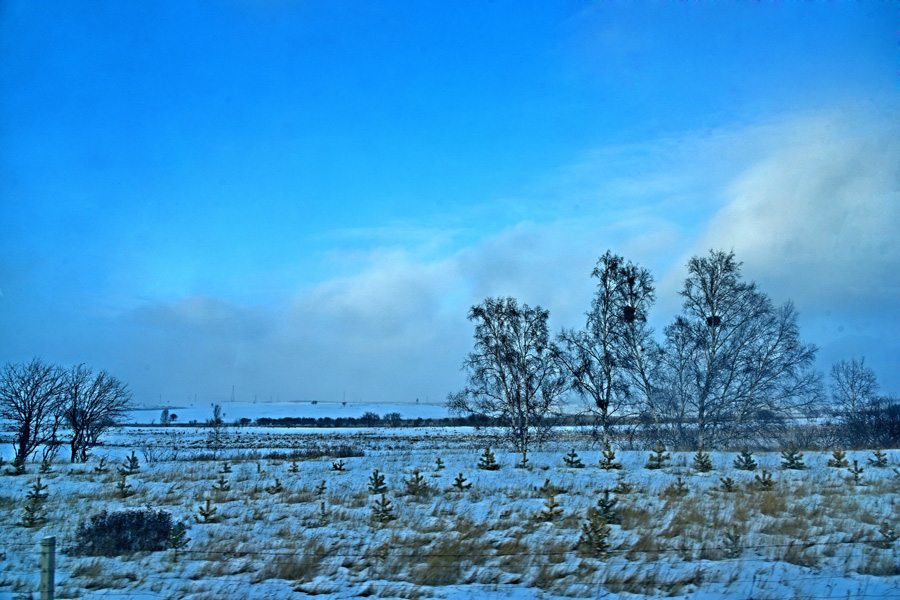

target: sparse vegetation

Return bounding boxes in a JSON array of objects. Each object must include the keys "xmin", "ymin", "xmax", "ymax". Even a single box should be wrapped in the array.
[{"xmin": 1, "ymin": 426, "xmax": 897, "ymax": 599}]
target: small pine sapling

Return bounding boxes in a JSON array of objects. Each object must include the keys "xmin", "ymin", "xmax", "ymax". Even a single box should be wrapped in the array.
[
  {"xmin": 221, "ymin": 462, "xmax": 232, "ymax": 474},
  {"xmin": 404, "ymin": 470, "xmax": 431, "ymax": 497},
  {"xmin": 317, "ymin": 501, "xmax": 329, "ymax": 525},
  {"xmin": 827, "ymin": 448, "xmax": 849, "ymax": 468},
  {"xmin": 515, "ymin": 454, "xmax": 530, "ymax": 469},
  {"xmin": 563, "ymin": 449, "xmax": 585, "ymax": 469},
  {"xmin": 212, "ymin": 474, "xmax": 231, "ymax": 493},
  {"xmin": 167, "ymin": 522, "xmax": 190, "ymax": 561},
  {"xmin": 368, "ymin": 469, "xmax": 388, "ymax": 495},
  {"xmin": 595, "ymin": 489, "xmax": 619, "ymax": 524},
  {"xmin": 780, "ymin": 445, "xmax": 806, "ymax": 470},
  {"xmin": 536, "ymin": 493, "xmax": 563, "ymax": 521},
  {"xmin": 754, "ymin": 469, "xmax": 775, "ymax": 490},
  {"xmin": 692, "ymin": 449, "xmax": 713, "ymax": 473},
  {"xmin": 611, "ymin": 475, "xmax": 633, "ymax": 495},
  {"xmin": 733, "ymin": 449, "xmax": 757, "ymax": 471},
  {"xmin": 645, "ymin": 442, "xmax": 670, "ymax": 470},
  {"xmin": 93, "ymin": 457, "xmax": 108, "ymax": 474},
  {"xmin": 116, "ymin": 474, "xmax": 134, "ymax": 498},
  {"xmin": 477, "ymin": 447, "xmax": 500, "ymax": 471},
  {"xmin": 197, "ymin": 498, "xmax": 219, "ymax": 523},
  {"xmin": 331, "ymin": 459, "xmax": 346, "ymax": 472},
  {"xmin": 877, "ymin": 521, "xmax": 898, "ymax": 549},
  {"xmin": 315, "ymin": 480, "xmax": 327, "ymax": 497},
  {"xmin": 848, "ymin": 460, "xmax": 865, "ymax": 485},
  {"xmin": 22, "ymin": 477, "xmax": 49, "ymax": 528},
  {"xmin": 371, "ymin": 494, "xmax": 396, "ymax": 524},
  {"xmin": 451, "ymin": 472, "xmax": 472, "ymax": 491},
  {"xmin": 435, "ymin": 457, "xmax": 445, "ymax": 471},
  {"xmin": 662, "ymin": 476, "xmax": 689, "ymax": 498},
  {"xmin": 39, "ymin": 457, "xmax": 53, "ymax": 474},
  {"xmin": 579, "ymin": 509, "xmax": 611, "ymax": 558},
  {"xmin": 868, "ymin": 450, "xmax": 888, "ymax": 468},
  {"xmin": 723, "ymin": 526, "xmax": 742, "ymax": 559},
  {"xmin": 288, "ymin": 461, "xmax": 300, "ymax": 474},
  {"xmin": 22, "ymin": 498, "xmax": 46, "ymax": 528},
  {"xmin": 118, "ymin": 450, "xmax": 141, "ymax": 476},
  {"xmin": 538, "ymin": 478, "xmax": 565, "ymax": 496},
  {"xmin": 27, "ymin": 476, "xmax": 49, "ymax": 503},
  {"xmin": 265, "ymin": 479, "xmax": 284, "ymax": 494},
  {"xmin": 719, "ymin": 477, "xmax": 737, "ymax": 493},
  {"xmin": 598, "ymin": 443, "xmax": 623, "ymax": 471}
]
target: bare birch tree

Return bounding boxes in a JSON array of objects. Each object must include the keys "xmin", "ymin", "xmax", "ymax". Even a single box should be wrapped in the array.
[
  {"xmin": 448, "ymin": 297, "xmax": 566, "ymax": 466},
  {"xmin": 556, "ymin": 251, "xmax": 660, "ymax": 443},
  {"xmin": 658, "ymin": 250, "xmax": 821, "ymax": 449}
]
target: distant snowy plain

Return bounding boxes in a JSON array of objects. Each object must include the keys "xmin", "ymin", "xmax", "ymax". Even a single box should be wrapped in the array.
[{"xmin": 1, "ymin": 417, "xmax": 898, "ymax": 600}]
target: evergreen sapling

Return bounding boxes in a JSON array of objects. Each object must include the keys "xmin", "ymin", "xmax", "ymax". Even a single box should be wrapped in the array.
[
  {"xmin": 827, "ymin": 448, "xmax": 849, "ymax": 468},
  {"xmin": 563, "ymin": 449, "xmax": 585, "ymax": 468},
  {"xmin": 477, "ymin": 447, "xmax": 500, "ymax": 471},
  {"xmin": 197, "ymin": 498, "xmax": 218, "ymax": 523},
  {"xmin": 119, "ymin": 450, "xmax": 140, "ymax": 476},
  {"xmin": 372, "ymin": 494, "xmax": 395, "ymax": 523},
  {"xmin": 579, "ymin": 510, "xmax": 611, "ymax": 558},
  {"xmin": 167, "ymin": 522, "xmax": 190, "ymax": 561},
  {"xmin": 848, "ymin": 460, "xmax": 865, "ymax": 485},
  {"xmin": 754, "ymin": 469, "xmax": 775, "ymax": 490},
  {"xmin": 692, "ymin": 449, "xmax": 713, "ymax": 473},
  {"xmin": 368, "ymin": 469, "xmax": 388, "ymax": 494},
  {"xmin": 868, "ymin": 450, "xmax": 888, "ymax": 468},
  {"xmin": 595, "ymin": 489, "xmax": 619, "ymax": 524},
  {"xmin": 598, "ymin": 443, "xmax": 623, "ymax": 471},
  {"xmin": 780, "ymin": 445, "xmax": 806, "ymax": 470},
  {"xmin": 733, "ymin": 449, "xmax": 757, "ymax": 471},
  {"xmin": 537, "ymin": 493, "xmax": 563, "ymax": 521},
  {"xmin": 451, "ymin": 472, "xmax": 472, "ymax": 491},
  {"xmin": 116, "ymin": 474, "xmax": 134, "ymax": 498},
  {"xmin": 645, "ymin": 442, "xmax": 670, "ymax": 470}
]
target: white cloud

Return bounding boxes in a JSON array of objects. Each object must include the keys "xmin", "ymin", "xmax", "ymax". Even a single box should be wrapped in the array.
[{"xmin": 680, "ymin": 110, "xmax": 900, "ymax": 310}]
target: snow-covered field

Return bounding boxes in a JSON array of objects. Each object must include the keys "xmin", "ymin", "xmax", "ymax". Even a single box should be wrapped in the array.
[
  {"xmin": 2, "ymin": 427, "xmax": 899, "ymax": 600},
  {"xmin": 128, "ymin": 400, "xmax": 451, "ymax": 425}
]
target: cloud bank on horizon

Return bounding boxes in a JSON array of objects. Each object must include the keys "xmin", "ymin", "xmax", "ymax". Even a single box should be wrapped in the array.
[{"xmin": 1, "ymin": 1, "xmax": 897, "ymax": 405}]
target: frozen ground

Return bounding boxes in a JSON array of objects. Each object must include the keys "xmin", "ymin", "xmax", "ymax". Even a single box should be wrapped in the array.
[{"xmin": 1, "ymin": 427, "xmax": 898, "ymax": 600}]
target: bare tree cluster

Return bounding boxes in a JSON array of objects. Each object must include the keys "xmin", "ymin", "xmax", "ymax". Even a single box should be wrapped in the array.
[
  {"xmin": 0, "ymin": 358, "xmax": 132, "ymax": 469},
  {"xmin": 449, "ymin": 249, "xmax": 833, "ymax": 451},
  {"xmin": 830, "ymin": 357, "xmax": 898, "ymax": 447}
]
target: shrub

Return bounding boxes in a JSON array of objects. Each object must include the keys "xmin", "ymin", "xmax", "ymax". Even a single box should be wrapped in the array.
[{"xmin": 73, "ymin": 509, "xmax": 179, "ymax": 556}]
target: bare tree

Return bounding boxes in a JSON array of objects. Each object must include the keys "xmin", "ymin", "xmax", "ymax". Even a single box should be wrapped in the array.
[
  {"xmin": 448, "ymin": 297, "xmax": 567, "ymax": 465},
  {"xmin": 0, "ymin": 358, "xmax": 67, "ymax": 470},
  {"xmin": 657, "ymin": 250, "xmax": 821, "ymax": 449},
  {"xmin": 64, "ymin": 364, "xmax": 133, "ymax": 462},
  {"xmin": 830, "ymin": 357, "xmax": 878, "ymax": 417},
  {"xmin": 205, "ymin": 403, "xmax": 228, "ymax": 458},
  {"xmin": 556, "ymin": 251, "xmax": 660, "ymax": 443}
]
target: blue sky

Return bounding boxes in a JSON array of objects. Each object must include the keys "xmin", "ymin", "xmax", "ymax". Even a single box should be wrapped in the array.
[{"xmin": 1, "ymin": 1, "xmax": 898, "ymax": 406}]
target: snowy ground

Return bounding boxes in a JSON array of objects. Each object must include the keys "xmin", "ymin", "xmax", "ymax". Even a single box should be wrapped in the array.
[
  {"xmin": 128, "ymin": 400, "xmax": 451, "ymax": 425},
  {"xmin": 1, "ymin": 428, "xmax": 898, "ymax": 600}
]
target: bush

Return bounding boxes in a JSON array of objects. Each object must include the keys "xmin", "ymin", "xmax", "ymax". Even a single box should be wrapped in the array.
[{"xmin": 72, "ymin": 509, "xmax": 179, "ymax": 556}]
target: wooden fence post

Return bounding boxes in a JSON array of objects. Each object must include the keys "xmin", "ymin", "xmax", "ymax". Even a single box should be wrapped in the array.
[{"xmin": 40, "ymin": 536, "xmax": 55, "ymax": 600}]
